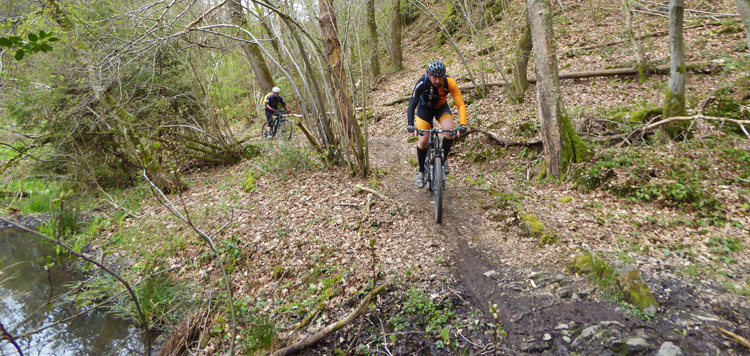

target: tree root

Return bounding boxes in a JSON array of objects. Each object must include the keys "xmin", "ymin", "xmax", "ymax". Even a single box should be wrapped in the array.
[
  {"xmin": 272, "ymin": 285, "xmax": 386, "ymax": 356},
  {"xmin": 718, "ymin": 327, "xmax": 750, "ymax": 349}
]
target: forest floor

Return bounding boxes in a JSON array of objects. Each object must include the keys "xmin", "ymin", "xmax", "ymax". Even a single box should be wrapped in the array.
[
  {"xmin": 4, "ymin": 1, "xmax": 748, "ymax": 356},
  {"xmin": 126, "ymin": 1, "xmax": 750, "ymax": 355}
]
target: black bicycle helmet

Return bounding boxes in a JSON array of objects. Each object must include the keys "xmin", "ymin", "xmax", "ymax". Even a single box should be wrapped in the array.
[{"xmin": 426, "ymin": 60, "xmax": 446, "ymax": 77}]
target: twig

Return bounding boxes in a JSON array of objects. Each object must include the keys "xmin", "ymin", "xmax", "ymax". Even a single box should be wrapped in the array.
[
  {"xmin": 335, "ymin": 203, "xmax": 361, "ymax": 209},
  {"xmin": 0, "ymin": 321, "xmax": 24, "ymax": 356},
  {"xmin": 272, "ymin": 285, "xmax": 387, "ymax": 356},
  {"xmin": 355, "ymin": 185, "xmax": 386, "ymax": 201},
  {"xmin": 718, "ymin": 327, "xmax": 750, "ymax": 349}
]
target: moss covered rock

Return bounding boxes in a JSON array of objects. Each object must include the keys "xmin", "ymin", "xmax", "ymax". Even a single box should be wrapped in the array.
[
  {"xmin": 243, "ymin": 170, "xmax": 257, "ymax": 192},
  {"xmin": 521, "ymin": 214, "xmax": 556, "ymax": 245},
  {"xmin": 616, "ymin": 265, "xmax": 658, "ymax": 315}
]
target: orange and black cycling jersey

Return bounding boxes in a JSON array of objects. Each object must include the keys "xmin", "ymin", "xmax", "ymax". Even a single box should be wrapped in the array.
[{"xmin": 407, "ymin": 74, "xmax": 466, "ymax": 127}]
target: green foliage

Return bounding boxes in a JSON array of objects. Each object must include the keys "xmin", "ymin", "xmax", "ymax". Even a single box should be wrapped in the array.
[
  {"xmin": 703, "ymin": 75, "xmax": 750, "ymax": 136},
  {"xmin": 399, "ymin": 288, "xmax": 455, "ymax": 334},
  {"xmin": 137, "ymin": 273, "xmax": 179, "ymax": 328},
  {"xmin": 573, "ymin": 138, "xmax": 748, "ymax": 224},
  {"xmin": 255, "ymin": 144, "xmax": 322, "ymax": 181},
  {"xmin": 0, "ymin": 30, "xmax": 59, "ymax": 60},
  {"xmin": 242, "ymin": 317, "xmax": 276, "ymax": 353},
  {"xmin": 572, "ymin": 252, "xmax": 616, "ymax": 290}
]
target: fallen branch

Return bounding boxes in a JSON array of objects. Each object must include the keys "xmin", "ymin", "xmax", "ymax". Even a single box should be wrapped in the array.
[
  {"xmin": 718, "ymin": 327, "xmax": 750, "ymax": 349},
  {"xmin": 383, "ymin": 61, "xmax": 721, "ymax": 106},
  {"xmin": 355, "ymin": 185, "xmax": 387, "ymax": 201},
  {"xmin": 563, "ymin": 23, "xmax": 721, "ymax": 56},
  {"xmin": 272, "ymin": 285, "xmax": 386, "ymax": 356}
]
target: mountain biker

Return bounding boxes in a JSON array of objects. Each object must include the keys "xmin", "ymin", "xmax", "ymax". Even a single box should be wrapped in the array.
[
  {"xmin": 264, "ymin": 87, "xmax": 290, "ymax": 136},
  {"xmin": 406, "ymin": 60, "xmax": 467, "ymax": 188}
]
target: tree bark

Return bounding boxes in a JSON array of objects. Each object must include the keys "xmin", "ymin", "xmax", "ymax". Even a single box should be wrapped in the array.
[
  {"xmin": 228, "ymin": 0, "xmax": 274, "ymax": 93},
  {"xmin": 527, "ymin": 0, "xmax": 590, "ymax": 179},
  {"xmin": 366, "ymin": 0, "xmax": 380, "ymax": 80},
  {"xmin": 319, "ymin": 0, "xmax": 369, "ymax": 176},
  {"xmin": 662, "ymin": 0, "xmax": 689, "ymax": 139},
  {"xmin": 737, "ymin": 0, "xmax": 750, "ymax": 49},
  {"xmin": 510, "ymin": 12, "xmax": 532, "ymax": 103},
  {"xmin": 390, "ymin": 0, "xmax": 403, "ymax": 70},
  {"xmin": 622, "ymin": 0, "xmax": 649, "ymax": 83}
]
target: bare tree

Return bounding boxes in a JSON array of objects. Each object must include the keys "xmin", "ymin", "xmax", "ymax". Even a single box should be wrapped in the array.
[
  {"xmin": 229, "ymin": 0, "xmax": 275, "ymax": 93},
  {"xmin": 622, "ymin": 0, "xmax": 649, "ymax": 83},
  {"xmin": 662, "ymin": 0, "xmax": 689, "ymax": 139},
  {"xmin": 366, "ymin": 0, "xmax": 380, "ymax": 80},
  {"xmin": 527, "ymin": 0, "xmax": 590, "ymax": 179},
  {"xmin": 509, "ymin": 10, "xmax": 532, "ymax": 103},
  {"xmin": 738, "ymin": 0, "xmax": 750, "ymax": 49},
  {"xmin": 390, "ymin": 0, "xmax": 403, "ymax": 70},
  {"xmin": 319, "ymin": 0, "xmax": 369, "ymax": 176}
]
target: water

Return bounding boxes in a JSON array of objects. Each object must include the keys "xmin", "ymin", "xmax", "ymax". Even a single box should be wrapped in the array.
[{"xmin": 0, "ymin": 229, "xmax": 145, "ymax": 355}]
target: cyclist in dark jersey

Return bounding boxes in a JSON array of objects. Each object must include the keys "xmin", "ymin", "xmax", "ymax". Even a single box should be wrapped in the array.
[
  {"xmin": 264, "ymin": 87, "xmax": 290, "ymax": 136},
  {"xmin": 406, "ymin": 60, "xmax": 467, "ymax": 188}
]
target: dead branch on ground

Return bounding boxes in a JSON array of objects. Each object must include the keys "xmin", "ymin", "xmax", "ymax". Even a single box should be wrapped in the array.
[
  {"xmin": 718, "ymin": 327, "xmax": 750, "ymax": 349},
  {"xmin": 271, "ymin": 285, "xmax": 386, "ymax": 356},
  {"xmin": 383, "ymin": 61, "xmax": 721, "ymax": 106}
]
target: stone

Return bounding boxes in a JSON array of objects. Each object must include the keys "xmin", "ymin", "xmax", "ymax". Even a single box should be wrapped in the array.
[
  {"xmin": 484, "ymin": 270, "xmax": 497, "ymax": 277},
  {"xmin": 554, "ymin": 274, "xmax": 565, "ymax": 283},
  {"xmin": 616, "ymin": 265, "xmax": 659, "ymax": 315},
  {"xmin": 529, "ymin": 271, "xmax": 545, "ymax": 279},
  {"xmin": 611, "ymin": 337, "xmax": 651, "ymax": 355},
  {"xmin": 543, "ymin": 333, "xmax": 552, "ymax": 341},
  {"xmin": 656, "ymin": 342, "xmax": 683, "ymax": 356},
  {"xmin": 557, "ymin": 286, "xmax": 573, "ymax": 298},
  {"xmin": 578, "ymin": 285, "xmax": 597, "ymax": 298},
  {"xmin": 555, "ymin": 323, "xmax": 569, "ymax": 330},
  {"xmin": 562, "ymin": 336, "xmax": 571, "ymax": 343}
]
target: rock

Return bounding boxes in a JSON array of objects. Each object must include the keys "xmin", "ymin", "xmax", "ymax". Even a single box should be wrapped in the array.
[
  {"xmin": 555, "ymin": 323, "xmax": 569, "ymax": 330},
  {"xmin": 554, "ymin": 274, "xmax": 565, "ymax": 283},
  {"xmin": 520, "ymin": 340, "xmax": 550, "ymax": 352},
  {"xmin": 557, "ymin": 286, "xmax": 573, "ymax": 298},
  {"xmin": 562, "ymin": 336, "xmax": 571, "ymax": 343},
  {"xmin": 543, "ymin": 333, "xmax": 552, "ymax": 341},
  {"xmin": 484, "ymin": 270, "xmax": 497, "ymax": 277},
  {"xmin": 529, "ymin": 271, "xmax": 545, "ymax": 279},
  {"xmin": 656, "ymin": 342, "xmax": 683, "ymax": 356},
  {"xmin": 616, "ymin": 264, "xmax": 659, "ymax": 315},
  {"xmin": 572, "ymin": 325, "xmax": 600, "ymax": 347},
  {"xmin": 578, "ymin": 285, "xmax": 597, "ymax": 298},
  {"xmin": 611, "ymin": 337, "xmax": 651, "ymax": 355}
]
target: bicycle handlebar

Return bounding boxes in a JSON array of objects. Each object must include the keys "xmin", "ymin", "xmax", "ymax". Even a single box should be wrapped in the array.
[{"xmin": 415, "ymin": 126, "xmax": 467, "ymax": 136}]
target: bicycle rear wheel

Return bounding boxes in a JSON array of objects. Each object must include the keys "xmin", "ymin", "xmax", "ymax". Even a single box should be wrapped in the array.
[
  {"xmin": 433, "ymin": 156, "xmax": 443, "ymax": 223},
  {"xmin": 278, "ymin": 119, "xmax": 292, "ymax": 141}
]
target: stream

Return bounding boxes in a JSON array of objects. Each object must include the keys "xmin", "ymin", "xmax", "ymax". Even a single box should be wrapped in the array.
[{"xmin": 0, "ymin": 228, "xmax": 145, "ymax": 355}]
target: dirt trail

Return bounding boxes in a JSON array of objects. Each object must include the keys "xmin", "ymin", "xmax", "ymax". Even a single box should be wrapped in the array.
[{"xmin": 363, "ymin": 113, "xmax": 750, "ymax": 355}]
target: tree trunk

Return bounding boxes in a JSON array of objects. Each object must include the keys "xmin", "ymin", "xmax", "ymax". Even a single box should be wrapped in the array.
[
  {"xmin": 319, "ymin": 0, "xmax": 369, "ymax": 177},
  {"xmin": 390, "ymin": 0, "xmax": 403, "ymax": 70},
  {"xmin": 527, "ymin": 0, "xmax": 591, "ymax": 179},
  {"xmin": 737, "ymin": 0, "xmax": 750, "ymax": 49},
  {"xmin": 228, "ymin": 0, "xmax": 274, "ymax": 93},
  {"xmin": 662, "ymin": 0, "xmax": 689, "ymax": 139},
  {"xmin": 622, "ymin": 0, "xmax": 649, "ymax": 83},
  {"xmin": 509, "ymin": 12, "xmax": 532, "ymax": 103},
  {"xmin": 366, "ymin": 0, "xmax": 380, "ymax": 80}
]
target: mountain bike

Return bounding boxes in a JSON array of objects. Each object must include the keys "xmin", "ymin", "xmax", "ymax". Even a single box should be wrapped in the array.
[
  {"xmin": 262, "ymin": 110, "xmax": 292, "ymax": 141},
  {"xmin": 416, "ymin": 126, "xmax": 465, "ymax": 223}
]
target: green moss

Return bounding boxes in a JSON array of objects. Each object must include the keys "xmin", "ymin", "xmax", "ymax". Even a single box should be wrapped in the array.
[
  {"xmin": 559, "ymin": 196, "xmax": 572, "ymax": 203},
  {"xmin": 437, "ymin": 2, "xmax": 460, "ymax": 45},
  {"xmin": 243, "ymin": 170, "xmax": 256, "ymax": 192},
  {"xmin": 521, "ymin": 214, "xmax": 545, "ymax": 239},
  {"xmin": 662, "ymin": 89, "xmax": 690, "ymax": 139},
  {"xmin": 628, "ymin": 108, "xmax": 662, "ymax": 124},
  {"xmin": 616, "ymin": 265, "xmax": 658, "ymax": 314},
  {"xmin": 560, "ymin": 115, "xmax": 592, "ymax": 173}
]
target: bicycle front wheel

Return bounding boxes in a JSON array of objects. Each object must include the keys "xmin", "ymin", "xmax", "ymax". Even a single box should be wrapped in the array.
[
  {"xmin": 433, "ymin": 156, "xmax": 443, "ymax": 224},
  {"xmin": 277, "ymin": 119, "xmax": 292, "ymax": 141},
  {"xmin": 261, "ymin": 122, "xmax": 270, "ymax": 140}
]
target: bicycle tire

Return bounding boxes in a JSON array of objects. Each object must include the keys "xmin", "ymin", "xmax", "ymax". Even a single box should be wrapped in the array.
[
  {"xmin": 433, "ymin": 156, "xmax": 443, "ymax": 223},
  {"xmin": 261, "ymin": 122, "xmax": 271, "ymax": 140},
  {"xmin": 278, "ymin": 119, "xmax": 292, "ymax": 141}
]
